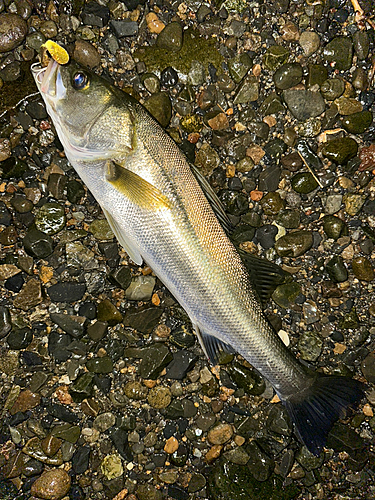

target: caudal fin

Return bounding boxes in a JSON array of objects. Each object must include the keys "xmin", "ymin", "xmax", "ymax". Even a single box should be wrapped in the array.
[{"xmin": 283, "ymin": 375, "xmax": 365, "ymax": 456}]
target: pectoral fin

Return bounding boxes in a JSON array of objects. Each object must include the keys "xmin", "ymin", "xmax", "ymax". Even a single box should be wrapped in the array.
[
  {"xmin": 102, "ymin": 207, "xmax": 143, "ymax": 265},
  {"xmin": 106, "ymin": 161, "xmax": 172, "ymax": 211},
  {"xmin": 194, "ymin": 324, "xmax": 235, "ymax": 365}
]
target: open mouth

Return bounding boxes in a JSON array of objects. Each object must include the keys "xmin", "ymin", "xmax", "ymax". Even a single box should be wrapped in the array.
[{"xmin": 31, "ymin": 60, "xmax": 66, "ymax": 99}]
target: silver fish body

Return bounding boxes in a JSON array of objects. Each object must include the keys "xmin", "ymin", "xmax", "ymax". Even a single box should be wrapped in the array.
[{"xmin": 32, "ymin": 59, "xmax": 364, "ymax": 455}]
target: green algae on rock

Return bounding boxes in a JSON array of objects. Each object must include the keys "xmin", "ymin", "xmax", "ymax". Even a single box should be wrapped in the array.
[{"xmin": 134, "ymin": 28, "xmax": 223, "ymax": 75}]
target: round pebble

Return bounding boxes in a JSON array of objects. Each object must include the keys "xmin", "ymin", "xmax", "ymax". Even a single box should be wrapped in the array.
[{"xmin": 30, "ymin": 469, "xmax": 71, "ymax": 500}]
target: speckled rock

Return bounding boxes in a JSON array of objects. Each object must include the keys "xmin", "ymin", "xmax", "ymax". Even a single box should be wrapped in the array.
[
  {"xmin": 283, "ymin": 89, "xmax": 325, "ymax": 121},
  {"xmin": 147, "ymin": 386, "xmax": 172, "ymax": 409},
  {"xmin": 275, "ymin": 231, "xmax": 313, "ymax": 257},
  {"xmin": 208, "ymin": 423, "xmax": 233, "ymax": 445},
  {"xmin": 298, "ymin": 331, "xmax": 323, "ymax": 362},
  {"xmin": 323, "ymin": 36, "xmax": 353, "ymax": 71},
  {"xmin": 30, "ymin": 469, "xmax": 71, "ymax": 499},
  {"xmin": 352, "ymin": 257, "xmax": 374, "ymax": 281},
  {"xmin": 0, "ymin": 13, "xmax": 27, "ymax": 53},
  {"xmin": 13, "ymin": 278, "xmax": 42, "ymax": 310}
]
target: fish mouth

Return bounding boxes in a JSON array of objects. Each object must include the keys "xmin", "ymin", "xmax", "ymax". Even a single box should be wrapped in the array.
[{"xmin": 31, "ymin": 60, "xmax": 66, "ymax": 101}]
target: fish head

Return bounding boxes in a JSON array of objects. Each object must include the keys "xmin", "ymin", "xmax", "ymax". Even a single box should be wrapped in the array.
[{"xmin": 31, "ymin": 59, "xmax": 135, "ymax": 161}]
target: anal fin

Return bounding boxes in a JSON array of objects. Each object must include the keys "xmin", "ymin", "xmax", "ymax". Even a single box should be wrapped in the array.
[
  {"xmin": 194, "ymin": 324, "xmax": 235, "ymax": 365},
  {"xmin": 102, "ymin": 207, "xmax": 143, "ymax": 266}
]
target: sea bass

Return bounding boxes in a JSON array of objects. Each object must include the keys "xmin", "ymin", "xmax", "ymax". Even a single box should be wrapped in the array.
[{"xmin": 32, "ymin": 57, "xmax": 364, "ymax": 455}]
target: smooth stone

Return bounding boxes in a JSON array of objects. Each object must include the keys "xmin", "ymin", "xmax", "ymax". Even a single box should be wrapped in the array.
[
  {"xmin": 81, "ymin": 1, "xmax": 110, "ymax": 27},
  {"xmin": 86, "ymin": 356, "xmax": 113, "ymax": 374},
  {"xmin": 165, "ymin": 350, "xmax": 198, "ymax": 380},
  {"xmin": 361, "ymin": 353, "xmax": 375, "ymax": 383},
  {"xmin": 321, "ymin": 137, "xmax": 358, "ymax": 164},
  {"xmin": 47, "ymin": 282, "xmax": 86, "ymax": 302},
  {"xmin": 101, "ymin": 453, "xmax": 123, "ymax": 480},
  {"xmin": 0, "ymin": 305, "xmax": 12, "ymax": 339},
  {"xmin": 71, "ymin": 445, "xmax": 91, "ymax": 475},
  {"xmin": 307, "ymin": 64, "xmax": 328, "ymax": 88},
  {"xmin": 137, "ymin": 484, "xmax": 163, "ymax": 500},
  {"xmin": 320, "ymin": 78, "xmax": 345, "ymax": 101},
  {"xmin": 50, "ymin": 313, "xmax": 85, "ymax": 338},
  {"xmin": 296, "ymin": 446, "xmax": 324, "ymax": 471},
  {"xmin": 0, "ymin": 13, "xmax": 27, "ymax": 52},
  {"xmin": 273, "ymin": 63, "xmax": 303, "ymax": 90},
  {"xmin": 227, "ymin": 362, "xmax": 265, "ymax": 395},
  {"xmin": 323, "ymin": 36, "xmax": 353, "ymax": 70},
  {"xmin": 67, "ymin": 179, "xmax": 85, "ymax": 203},
  {"xmin": 144, "ymin": 92, "xmax": 172, "ymax": 128},
  {"xmin": 110, "ymin": 19, "xmax": 138, "ymax": 37},
  {"xmin": 255, "ymin": 225, "xmax": 278, "ymax": 249},
  {"xmin": 233, "ymin": 75, "xmax": 259, "ymax": 104},
  {"xmin": 7, "ymin": 327, "xmax": 33, "ymax": 349},
  {"xmin": 35, "ymin": 202, "xmax": 66, "ymax": 235},
  {"xmin": 353, "ymin": 30, "xmax": 369, "ymax": 60},
  {"xmin": 291, "ymin": 172, "xmax": 318, "ymax": 194},
  {"xmin": 195, "ymin": 143, "xmax": 220, "ymax": 176},
  {"xmin": 69, "ymin": 373, "xmax": 95, "ymax": 402},
  {"xmin": 13, "ymin": 279, "xmax": 42, "ymax": 310},
  {"xmin": 262, "ymin": 45, "xmax": 289, "ymax": 71},
  {"xmin": 326, "ymin": 255, "xmax": 348, "ymax": 282},
  {"xmin": 352, "ymin": 256, "xmax": 374, "ymax": 281},
  {"xmin": 260, "ymin": 192, "xmax": 285, "ymax": 215},
  {"xmin": 339, "ymin": 308, "xmax": 359, "ymax": 329},
  {"xmin": 23, "ymin": 437, "xmax": 63, "ymax": 465},
  {"xmin": 23, "ymin": 226, "xmax": 53, "ymax": 258},
  {"xmin": 123, "ymin": 304, "xmax": 163, "ymax": 334},
  {"xmin": 139, "ymin": 344, "xmax": 173, "ymax": 379},
  {"xmin": 259, "ymin": 92, "xmax": 284, "ymax": 115},
  {"xmin": 73, "ymin": 39, "xmax": 101, "ymax": 68},
  {"xmin": 125, "ymin": 275, "xmax": 156, "ymax": 301},
  {"xmin": 228, "ymin": 52, "xmax": 252, "ymax": 83},
  {"xmin": 259, "ymin": 164, "xmax": 281, "ymax": 191},
  {"xmin": 87, "ymin": 320, "xmax": 107, "ymax": 341},
  {"xmin": 335, "ymin": 96, "xmax": 362, "ymax": 115},
  {"xmin": 31, "ymin": 469, "xmax": 71, "ymax": 500},
  {"xmin": 275, "ymin": 231, "xmax": 313, "ymax": 257},
  {"xmin": 277, "ymin": 209, "xmax": 300, "ymax": 229},
  {"xmin": 41, "ymin": 435, "xmax": 62, "ymax": 458},
  {"xmin": 208, "ymin": 423, "xmax": 233, "ymax": 445},
  {"xmin": 299, "ymin": 31, "xmax": 320, "ymax": 56},
  {"xmin": 188, "ymin": 60, "xmax": 206, "ymax": 86},
  {"xmin": 89, "ymin": 219, "xmax": 114, "ymax": 240},
  {"xmin": 323, "ymin": 215, "xmax": 347, "ymax": 240},
  {"xmin": 97, "ymin": 299, "xmax": 122, "ymax": 325},
  {"xmin": 246, "ymin": 441, "xmax": 273, "ymax": 481},
  {"xmin": 93, "ymin": 412, "xmax": 116, "ymax": 432},
  {"xmin": 342, "ymin": 110, "xmax": 373, "ymax": 134},
  {"xmin": 156, "ymin": 22, "xmax": 183, "ymax": 52},
  {"xmin": 283, "ymin": 89, "xmax": 325, "ymax": 121}
]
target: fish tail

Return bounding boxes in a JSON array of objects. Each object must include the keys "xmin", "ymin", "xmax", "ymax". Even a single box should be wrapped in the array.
[{"xmin": 283, "ymin": 375, "xmax": 365, "ymax": 456}]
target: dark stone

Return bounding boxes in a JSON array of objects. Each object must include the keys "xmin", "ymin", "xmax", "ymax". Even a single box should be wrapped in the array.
[
  {"xmin": 7, "ymin": 327, "xmax": 33, "ymax": 349},
  {"xmin": 168, "ymin": 484, "xmax": 189, "ymax": 500},
  {"xmin": 123, "ymin": 304, "xmax": 163, "ymax": 334},
  {"xmin": 26, "ymin": 100, "xmax": 47, "ymax": 119},
  {"xmin": 47, "ymin": 282, "xmax": 86, "ymax": 302},
  {"xmin": 50, "ymin": 313, "xmax": 85, "ymax": 338},
  {"xmin": 5, "ymin": 273, "xmax": 24, "ymax": 292},
  {"xmin": 48, "ymin": 331, "xmax": 72, "ymax": 362},
  {"xmin": 79, "ymin": 302, "xmax": 97, "ymax": 319},
  {"xmin": 160, "ymin": 66, "xmax": 179, "ymax": 87},
  {"xmin": 165, "ymin": 350, "xmax": 198, "ymax": 380},
  {"xmin": 46, "ymin": 402, "xmax": 79, "ymax": 423},
  {"xmin": 109, "ymin": 266, "xmax": 131, "ymax": 290},
  {"xmin": 86, "ymin": 356, "xmax": 113, "ymax": 374},
  {"xmin": 81, "ymin": 1, "xmax": 110, "ymax": 27},
  {"xmin": 108, "ymin": 427, "xmax": 132, "ymax": 461},
  {"xmin": 110, "ymin": 19, "xmax": 138, "ymax": 37},
  {"xmin": 22, "ymin": 351, "xmax": 42, "ymax": 366},
  {"xmin": 23, "ymin": 226, "xmax": 54, "ymax": 259},
  {"xmin": 71, "ymin": 445, "xmax": 90, "ymax": 474},
  {"xmin": 1, "ymin": 157, "xmax": 27, "ymax": 179},
  {"xmin": 258, "ymin": 165, "xmax": 281, "ymax": 191},
  {"xmin": 0, "ymin": 305, "xmax": 12, "ymax": 339},
  {"xmin": 256, "ymin": 225, "xmax": 278, "ymax": 249},
  {"xmin": 66, "ymin": 180, "xmax": 85, "ymax": 204},
  {"xmin": 0, "ymin": 202, "xmax": 11, "ymax": 225},
  {"xmin": 87, "ymin": 320, "xmax": 108, "ymax": 341},
  {"xmin": 69, "ymin": 372, "xmax": 95, "ymax": 402},
  {"xmin": 139, "ymin": 344, "xmax": 173, "ymax": 379}
]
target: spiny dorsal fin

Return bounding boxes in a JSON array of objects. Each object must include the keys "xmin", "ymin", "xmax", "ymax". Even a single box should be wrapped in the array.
[
  {"xmin": 238, "ymin": 250, "xmax": 290, "ymax": 306},
  {"xmin": 190, "ymin": 163, "xmax": 234, "ymax": 235},
  {"xmin": 102, "ymin": 207, "xmax": 143, "ymax": 265},
  {"xmin": 194, "ymin": 324, "xmax": 235, "ymax": 365},
  {"xmin": 107, "ymin": 161, "xmax": 172, "ymax": 211}
]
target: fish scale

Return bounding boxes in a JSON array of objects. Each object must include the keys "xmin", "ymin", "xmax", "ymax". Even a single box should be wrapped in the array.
[{"xmin": 32, "ymin": 55, "xmax": 364, "ymax": 456}]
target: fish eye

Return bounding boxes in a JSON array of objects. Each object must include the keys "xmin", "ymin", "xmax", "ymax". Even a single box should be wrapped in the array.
[{"xmin": 72, "ymin": 71, "xmax": 89, "ymax": 90}]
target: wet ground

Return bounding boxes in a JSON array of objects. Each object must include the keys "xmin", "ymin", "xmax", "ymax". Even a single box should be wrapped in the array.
[{"xmin": 0, "ymin": 0, "xmax": 375, "ymax": 499}]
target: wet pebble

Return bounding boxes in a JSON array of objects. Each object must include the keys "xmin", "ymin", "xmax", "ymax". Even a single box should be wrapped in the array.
[
  {"xmin": 342, "ymin": 111, "xmax": 373, "ymax": 134},
  {"xmin": 299, "ymin": 31, "xmax": 320, "ymax": 56},
  {"xmin": 298, "ymin": 331, "xmax": 323, "ymax": 362},
  {"xmin": 23, "ymin": 227, "xmax": 53, "ymax": 259},
  {"xmin": 323, "ymin": 36, "xmax": 353, "ymax": 70},
  {"xmin": 73, "ymin": 39, "xmax": 101, "ymax": 68},
  {"xmin": 283, "ymin": 89, "xmax": 325, "ymax": 121},
  {"xmin": 35, "ymin": 202, "xmax": 66, "ymax": 235},
  {"xmin": 322, "ymin": 137, "xmax": 358, "ymax": 164},
  {"xmin": 291, "ymin": 172, "xmax": 318, "ymax": 194},
  {"xmin": 125, "ymin": 275, "xmax": 156, "ymax": 301},
  {"xmin": 30, "ymin": 469, "xmax": 71, "ymax": 499},
  {"xmin": 351, "ymin": 256, "xmax": 374, "ymax": 281},
  {"xmin": 157, "ymin": 22, "xmax": 183, "ymax": 52},
  {"xmin": 208, "ymin": 423, "xmax": 233, "ymax": 445},
  {"xmin": 273, "ymin": 63, "xmax": 302, "ymax": 90},
  {"xmin": 0, "ymin": 13, "xmax": 27, "ymax": 52},
  {"xmin": 326, "ymin": 255, "xmax": 348, "ymax": 282},
  {"xmin": 13, "ymin": 278, "xmax": 42, "ymax": 310},
  {"xmin": 275, "ymin": 231, "xmax": 313, "ymax": 257},
  {"xmin": 47, "ymin": 282, "xmax": 86, "ymax": 303}
]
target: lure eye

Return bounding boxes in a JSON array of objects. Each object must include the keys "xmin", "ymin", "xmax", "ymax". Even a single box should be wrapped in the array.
[{"xmin": 72, "ymin": 71, "xmax": 89, "ymax": 90}]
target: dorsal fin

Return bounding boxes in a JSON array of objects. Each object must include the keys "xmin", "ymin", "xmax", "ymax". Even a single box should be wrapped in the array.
[{"xmin": 190, "ymin": 163, "xmax": 234, "ymax": 235}]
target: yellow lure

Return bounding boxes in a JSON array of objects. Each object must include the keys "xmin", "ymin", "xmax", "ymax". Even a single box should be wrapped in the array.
[{"xmin": 41, "ymin": 40, "xmax": 70, "ymax": 65}]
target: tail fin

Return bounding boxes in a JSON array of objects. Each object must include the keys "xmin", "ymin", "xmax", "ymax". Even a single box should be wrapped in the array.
[{"xmin": 283, "ymin": 375, "xmax": 365, "ymax": 456}]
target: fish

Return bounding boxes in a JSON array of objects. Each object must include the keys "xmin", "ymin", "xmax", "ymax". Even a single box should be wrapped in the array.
[{"xmin": 31, "ymin": 56, "xmax": 364, "ymax": 456}]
